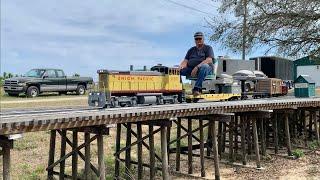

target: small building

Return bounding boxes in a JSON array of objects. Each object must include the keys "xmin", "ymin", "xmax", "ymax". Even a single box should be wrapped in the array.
[
  {"xmin": 294, "ymin": 75, "xmax": 316, "ymax": 97},
  {"xmin": 294, "ymin": 55, "xmax": 320, "ymax": 87},
  {"xmin": 217, "ymin": 57, "xmax": 255, "ymax": 76},
  {"xmin": 249, "ymin": 56, "xmax": 294, "ymax": 80}
]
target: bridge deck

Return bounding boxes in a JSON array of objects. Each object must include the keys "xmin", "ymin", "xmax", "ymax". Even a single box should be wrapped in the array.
[{"xmin": 1, "ymin": 97, "xmax": 320, "ymax": 135}]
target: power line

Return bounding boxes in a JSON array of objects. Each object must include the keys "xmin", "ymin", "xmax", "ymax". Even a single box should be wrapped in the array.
[
  {"xmin": 163, "ymin": 0, "xmax": 215, "ymax": 16},
  {"xmin": 192, "ymin": 0, "xmax": 219, "ymax": 9}
]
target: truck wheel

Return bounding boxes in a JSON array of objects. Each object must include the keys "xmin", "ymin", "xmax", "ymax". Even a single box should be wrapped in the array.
[
  {"xmin": 76, "ymin": 85, "xmax": 86, "ymax": 95},
  {"xmin": 27, "ymin": 86, "xmax": 39, "ymax": 98}
]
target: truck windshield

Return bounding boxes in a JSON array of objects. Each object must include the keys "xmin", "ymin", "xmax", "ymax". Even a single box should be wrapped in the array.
[{"xmin": 25, "ymin": 69, "xmax": 45, "ymax": 78}]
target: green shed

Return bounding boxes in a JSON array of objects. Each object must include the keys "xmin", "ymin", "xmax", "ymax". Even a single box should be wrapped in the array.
[
  {"xmin": 294, "ymin": 56, "xmax": 320, "ymax": 87},
  {"xmin": 294, "ymin": 75, "xmax": 316, "ymax": 97}
]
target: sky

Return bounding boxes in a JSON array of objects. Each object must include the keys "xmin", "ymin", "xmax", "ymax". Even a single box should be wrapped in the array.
[{"xmin": 1, "ymin": 0, "xmax": 267, "ymax": 78}]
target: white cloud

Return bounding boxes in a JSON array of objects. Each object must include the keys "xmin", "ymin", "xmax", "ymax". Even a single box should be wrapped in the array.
[{"xmin": 1, "ymin": 0, "xmax": 220, "ymax": 77}]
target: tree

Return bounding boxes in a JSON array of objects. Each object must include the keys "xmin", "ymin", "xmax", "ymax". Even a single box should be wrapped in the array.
[
  {"xmin": 73, "ymin": 73, "xmax": 80, "ymax": 77},
  {"xmin": 209, "ymin": 0, "xmax": 320, "ymax": 57},
  {"xmin": 8, "ymin": 73, "xmax": 13, "ymax": 78},
  {"xmin": 3, "ymin": 72, "xmax": 7, "ymax": 79}
]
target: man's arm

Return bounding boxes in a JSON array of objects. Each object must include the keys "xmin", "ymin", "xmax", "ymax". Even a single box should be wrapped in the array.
[
  {"xmin": 179, "ymin": 59, "xmax": 188, "ymax": 69},
  {"xmin": 196, "ymin": 57, "xmax": 213, "ymax": 67},
  {"xmin": 180, "ymin": 48, "xmax": 191, "ymax": 69}
]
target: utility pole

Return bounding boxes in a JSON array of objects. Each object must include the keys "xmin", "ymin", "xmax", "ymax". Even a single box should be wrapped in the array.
[{"xmin": 242, "ymin": 0, "xmax": 248, "ymax": 60}]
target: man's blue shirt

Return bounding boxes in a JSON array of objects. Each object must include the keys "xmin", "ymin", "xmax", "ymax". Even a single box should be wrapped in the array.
[{"xmin": 184, "ymin": 44, "xmax": 214, "ymax": 68}]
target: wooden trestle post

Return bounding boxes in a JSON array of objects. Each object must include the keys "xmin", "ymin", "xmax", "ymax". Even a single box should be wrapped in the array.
[
  {"xmin": 125, "ymin": 123, "xmax": 132, "ymax": 180},
  {"xmin": 199, "ymin": 119, "xmax": 205, "ymax": 177},
  {"xmin": 161, "ymin": 123, "xmax": 170, "ymax": 180},
  {"xmin": 72, "ymin": 130, "xmax": 78, "ymax": 179},
  {"xmin": 60, "ymin": 130, "xmax": 67, "ymax": 179},
  {"xmin": 211, "ymin": 117, "xmax": 221, "ymax": 180},
  {"xmin": 187, "ymin": 117, "xmax": 193, "ymax": 174},
  {"xmin": 137, "ymin": 122, "xmax": 143, "ymax": 180},
  {"xmin": 97, "ymin": 129, "xmax": 106, "ymax": 180},
  {"xmin": 273, "ymin": 113, "xmax": 279, "ymax": 154},
  {"xmin": 218, "ymin": 121, "xmax": 223, "ymax": 158},
  {"xmin": 175, "ymin": 118, "xmax": 181, "ymax": 172},
  {"xmin": 241, "ymin": 115, "xmax": 247, "ymax": 165},
  {"xmin": 285, "ymin": 113, "xmax": 292, "ymax": 156},
  {"xmin": 304, "ymin": 110, "xmax": 308, "ymax": 147},
  {"xmin": 149, "ymin": 124, "xmax": 156, "ymax": 179},
  {"xmin": 115, "ymin": 124, "xmax": 121, "ymax": 179},
  {"xmin": 1, "ymin": 136, "xmax": 13, "ymax": 180},
  {"xmin": 260, "ymin": 118, "xmax": 266, "ymax": 156},
  {"xmin": 313, "ymin": 110, "xmax": 320, "ymax": 143},
  {"xmin": 48, "ymin": 130, "xmax": 56, "ymax": 179},
  {"xmin": 252, "ymin": 118, "xmax": 261, "ymax": 169},
  {"xmin": 84, "ymin": 132, "xmax": 91, "ymax": 179},
  {"xmin": 229, "ymin": 117, "xmax": 234, "ymax": 162}
]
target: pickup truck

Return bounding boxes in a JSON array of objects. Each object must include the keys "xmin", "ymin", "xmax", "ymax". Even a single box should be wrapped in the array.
[{"xmin": 3, "ymin": 69, "xmax": 93, "ymax": 97}]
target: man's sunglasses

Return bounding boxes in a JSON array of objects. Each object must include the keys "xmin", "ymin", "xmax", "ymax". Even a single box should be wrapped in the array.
[{"xmin": 195, "ymin": 38, "xmax": 202, "ymax": 41}]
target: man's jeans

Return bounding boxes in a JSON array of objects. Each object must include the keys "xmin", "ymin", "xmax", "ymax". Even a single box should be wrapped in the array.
[{"xmin": 180, "ymin": 64, "xmax": 213, "ymax": 91}]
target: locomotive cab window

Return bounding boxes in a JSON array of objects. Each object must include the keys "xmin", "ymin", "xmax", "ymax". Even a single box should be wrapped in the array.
[{"xmin": 151, "ymin": 66, "xmax": 169, "ymax": 74}]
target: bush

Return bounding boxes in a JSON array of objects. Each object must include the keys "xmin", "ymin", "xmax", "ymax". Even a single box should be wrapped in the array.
[
  {"xmin": 292, "ymin": 149, "xmax": 304, "ymax": 158},
  {"xmin": 309, "ymin": 141, "xmax": 320, "ymax": 150}
]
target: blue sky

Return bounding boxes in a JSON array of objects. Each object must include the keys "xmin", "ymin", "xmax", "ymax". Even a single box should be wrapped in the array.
[{"xmin": 1, "ymin": 0, "xmax": 267, "ymax": 78}]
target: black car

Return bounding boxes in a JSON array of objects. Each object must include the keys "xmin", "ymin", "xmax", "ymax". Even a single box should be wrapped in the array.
[{"xmin": 3, "ymin": 69, "xmax": 93, "ymax": 97}]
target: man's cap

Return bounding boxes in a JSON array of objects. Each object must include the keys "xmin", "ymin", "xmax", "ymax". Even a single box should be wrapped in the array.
[{"xmin": 194, "ymin": 32, "xmax": 204, "ymax": 38}]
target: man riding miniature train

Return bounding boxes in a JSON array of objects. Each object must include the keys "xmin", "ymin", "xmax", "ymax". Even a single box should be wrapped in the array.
[{"xmin": 179, "ymin": 32, "xmax": 216, "ymax": 96}]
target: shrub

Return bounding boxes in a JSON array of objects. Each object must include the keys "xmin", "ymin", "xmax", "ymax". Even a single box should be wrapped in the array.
[{"xmin": 292, "ymin": 149, "xmax": 304, "ymax": 158}]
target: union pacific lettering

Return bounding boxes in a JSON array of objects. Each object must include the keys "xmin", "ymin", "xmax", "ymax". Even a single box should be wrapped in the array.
[{"xmin": 117, "ymin": 76, "xmax": 154, "ymax": 81}]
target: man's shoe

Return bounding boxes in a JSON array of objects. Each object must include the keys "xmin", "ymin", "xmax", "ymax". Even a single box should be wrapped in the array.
[{"xmin": 193, "ymin": 91, "xmax": 201, "ymax": 96}]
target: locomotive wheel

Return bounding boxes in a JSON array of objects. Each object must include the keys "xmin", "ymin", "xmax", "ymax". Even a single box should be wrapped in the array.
[
  {"xmin": 130, "ymin": 99, "xmax": 137, "ymax": 107},
  {"xmin": 193, "ymin": 98, "xmax": 199, "ymax": 103}
]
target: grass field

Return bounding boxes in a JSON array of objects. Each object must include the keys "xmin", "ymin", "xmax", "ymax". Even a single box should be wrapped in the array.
[{"xmin": 0, "ymin": 87, "xmax": 320, "ymax": 179}]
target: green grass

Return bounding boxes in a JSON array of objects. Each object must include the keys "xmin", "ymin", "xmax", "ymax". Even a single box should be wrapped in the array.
[
  {"xmin": 292, "ymin": 149, "xmax": 305, "ymax": 158},
  {"xmin": 0, "ymin": 87, "xmax": 87, "ymax": 101}
]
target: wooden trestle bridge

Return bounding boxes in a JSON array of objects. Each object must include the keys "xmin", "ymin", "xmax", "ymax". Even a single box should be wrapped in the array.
[{"xmin": 0, "ymin": 97, "xmax": 320, "ymax": 179}]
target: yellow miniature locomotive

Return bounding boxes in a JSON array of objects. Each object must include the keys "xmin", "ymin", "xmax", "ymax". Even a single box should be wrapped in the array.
[{"xmin": 89, "ymin": 65, "xmax": 184, "ymax": 107}]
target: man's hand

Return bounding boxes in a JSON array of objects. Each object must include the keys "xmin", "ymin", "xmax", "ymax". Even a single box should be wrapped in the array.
[
  {"xmin": 191, "ymin": 66, "xmax": 198, "ymax": 77},
  {"xmin": 179, "ymin": 64, "xmax": 187, "ymax": 70},
  {"xmin": 179, "ymin": 59, "xmax": 188, "ymax": 70}
]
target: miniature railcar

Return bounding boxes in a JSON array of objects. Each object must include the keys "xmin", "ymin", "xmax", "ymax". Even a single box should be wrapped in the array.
[{"xmin": 253, "ymin": 78, "xmax": 288, "ymax": 98}]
